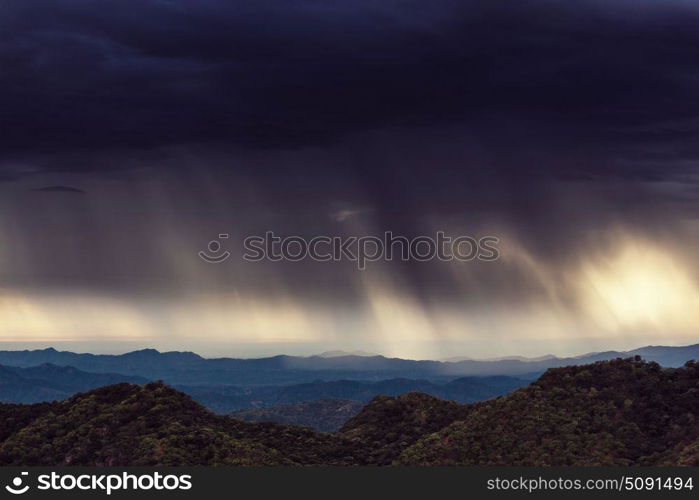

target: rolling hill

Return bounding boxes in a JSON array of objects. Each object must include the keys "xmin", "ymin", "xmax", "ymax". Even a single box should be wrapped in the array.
[
  {"xmin": 398, "ymin": 358, "xmax": 699, "ymax": 465},
  {"xmin": 0, "ymin": 382, "xmax": 361, "ymax": 466}
]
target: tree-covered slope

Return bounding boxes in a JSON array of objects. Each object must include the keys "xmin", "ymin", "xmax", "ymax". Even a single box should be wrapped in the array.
[
  {"xmin": 231, "ymin": 399, "xmax": 364, "ymax": 432},
  {"xmin": 0, "ymin": 382, "xmax": 361, "ymax": 466},
  {"xmin": 669, "ymin": 437, "xmax": 699, "ymax": 466},
  {"xmin": 339, "ymin": 392, "xmax": 473, "ymax": 465},
  {"xmin": 398, "ymin": 358, "xmax": 699, "ymax": 465}
]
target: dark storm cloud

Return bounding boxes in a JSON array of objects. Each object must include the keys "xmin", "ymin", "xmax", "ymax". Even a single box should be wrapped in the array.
[
  {"xmin": 1, "ymin": 0, "xmax": 698, "ymax": 164},
  {"xmin": 1, "ymin": 0, "xmax": 699, "ymax": 306},
  {"xmin": 30, "ymin": 186, "xmax": 86, "ymax": 194}
]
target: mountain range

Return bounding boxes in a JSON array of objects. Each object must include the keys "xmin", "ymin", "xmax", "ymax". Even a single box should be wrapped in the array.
[
  {"xmin": 0, "ymin": 343, "xmax": 696, "ymax": 386},
  {"xmin": 0, "ymin": 363, "xmax": 147, "ymax": 403},
  {"xmin": 177, "ymin": 375, "xmax": 529, "ymax": 413},
  {"xmin": 0, "ymin": 342, "xmax": 696, "ymax": 433},
  {"xmin": 0, "ymin": 361, "xmax": 527, "ymax": 419},
  {"xmin": 0, "ymin": 357, "xmax": 696, "ymax": 466}
]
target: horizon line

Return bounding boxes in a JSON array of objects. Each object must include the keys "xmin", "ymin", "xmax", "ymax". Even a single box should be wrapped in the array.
[{"xmin": 0, "ymin": 340, "xmax": 697, "ymax": 363}]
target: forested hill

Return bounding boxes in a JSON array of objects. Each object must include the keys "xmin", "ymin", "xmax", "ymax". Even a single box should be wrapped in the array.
[
  {"xmin": 0, "ymin": 382, "xmax": 361, "ymax": 466},
  {"xmin": 398, "ymin": 357, "xmax": 699, "ymax": 465},
  {"xmin": 0, "ymin": 358, "xmax": 696, "ymax": 466}
]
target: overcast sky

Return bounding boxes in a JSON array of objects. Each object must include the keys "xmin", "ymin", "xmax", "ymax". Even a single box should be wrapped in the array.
[{"xmin": 1, "ymin": 0, "xmax": 699, "ymax": 358}]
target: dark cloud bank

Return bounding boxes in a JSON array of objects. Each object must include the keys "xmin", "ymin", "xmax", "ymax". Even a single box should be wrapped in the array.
[{"xmin": 0, "ymin": 0, "xmax": 698, "ymax": 328}]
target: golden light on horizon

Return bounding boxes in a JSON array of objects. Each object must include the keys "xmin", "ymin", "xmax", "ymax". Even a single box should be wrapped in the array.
[
  {"xmin": 0, "ymin": 291, "xmax": 151, "ymax": 342},
  {"xmin": 578, "ymin": 239, "xmax": 699, "ymax": 334}
]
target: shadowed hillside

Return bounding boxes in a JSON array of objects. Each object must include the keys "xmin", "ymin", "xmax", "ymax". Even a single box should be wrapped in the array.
[
  {"xmin": 231, "ymin": 399, "xmax": 364, "ymax": 432},
  {"xmin": 339, "ymin": 392, "xmax": 473, "ymax": 465}
]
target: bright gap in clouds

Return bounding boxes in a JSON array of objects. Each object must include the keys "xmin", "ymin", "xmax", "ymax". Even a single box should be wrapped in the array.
[
  {"xmin": 1, "ymin": 234, "xmax": 697, "ymax": 359},
  {"xmin": 578, "ymin": 238, "xmax": 699, "ymax": 334}
]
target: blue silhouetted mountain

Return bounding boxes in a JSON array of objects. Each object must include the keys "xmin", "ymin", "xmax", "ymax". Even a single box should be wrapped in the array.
[
  {"xmin": 0, "ymin": 343, "xmax": 696, "ymax": 386},
  {"xmin": 0, "ymin": 363, "xmax": 147, "ymax": 403},
  {"xmin": 178, "ymin": 375, "xmax": 529, "ymax": 413},
  {"xmin": 0, "ymin": 359, "xmax": 528, "ymax": 412}
]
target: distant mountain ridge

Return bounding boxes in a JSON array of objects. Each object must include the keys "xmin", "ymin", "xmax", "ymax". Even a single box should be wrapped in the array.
[
  {"xmin": 443, "ymin": 354, "xmax": 558, "ymax": 362},
  {"xmin": 0, "ymin": 343, "xmax": 695, "ymax": 385},
  {"xmin": 316, "ymin": 350, "xmax": 378, "ymax": 358},
  {"xmin": 179, "ymin": 375, "xmax": 528, "ymax": 413},
  {"xmin": 0, "ymin": 363, "xmax": 147, "ymax": 403},
  {"xmin": 0, "ymin": 363, "xmax": 527, "ymax": 413}
]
